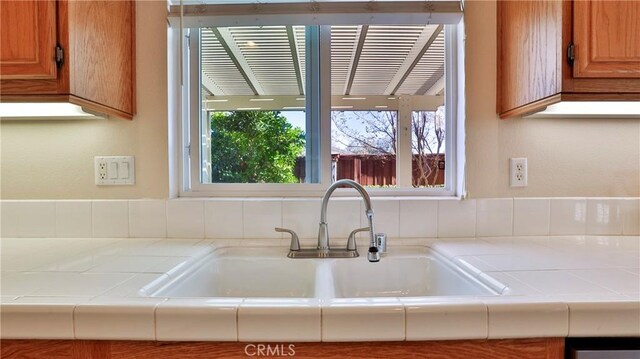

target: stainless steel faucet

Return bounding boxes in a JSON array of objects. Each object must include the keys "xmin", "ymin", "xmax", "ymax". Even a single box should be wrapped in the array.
[
  {"xmin": 276, "ymin": 179, "xmax": 385, "ymax": 262},
  {"xmin": 318, "ymin": 179, "xmax": 380, "ymax": 262}
]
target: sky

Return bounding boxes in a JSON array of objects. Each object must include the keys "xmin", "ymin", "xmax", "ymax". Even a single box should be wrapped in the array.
[
  {"xmin": 281, "ymin": 110, "xmax": 370, "ymax": 152},
  {"xmin": 281, "ymin": 111, "xmax": 306, "ymax": 130}
]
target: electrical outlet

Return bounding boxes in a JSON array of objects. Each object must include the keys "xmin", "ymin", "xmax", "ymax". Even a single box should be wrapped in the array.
[
  {"xmin": 95, "ymin": 156, "xmax": 135, "ymax": 185},
  {"xmin": 510, "ymin": 158, "xmax": 527, "ymax": 187},
  {"xmin": 98, "ymin": 162, "xmax": 107, "ymax": 180}
]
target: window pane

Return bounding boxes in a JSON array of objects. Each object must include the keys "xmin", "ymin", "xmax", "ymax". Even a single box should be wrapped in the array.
[
  {"xmin": 331, "ymin": 110, "xmax": 397, "ymax": 187},
  {"xmin": 207, "ymin": 110, "xmax": 306, "ymax": 183},
  {"xmin": 199, "ymin": 26, "xmax": 316, "ymax": 184},
  {"xmin": 330, "ymin": 24, "xmax": 445, "ymax": 188},
  {"xmin": 412, "ymin": 107, "xmax": 446, "ymax": 188}
]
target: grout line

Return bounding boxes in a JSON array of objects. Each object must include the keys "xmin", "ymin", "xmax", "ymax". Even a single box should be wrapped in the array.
[
  {"xmin": 165, "ymin": 199, "xmax": 170, "ymax": 239},
  {"xmin": 127, "ymin": 200, "xmax": 134, "ymax": 239},
  {"xmin": 72, "ymin": 303, "xmax": 79, "ymax": 339},
  {"xmin": 279, "ymin": 198, "xmax": 284, "ymax": 239},
  {"xmin": 563, "ymin": 303, "xmax": 571, "ymax": 337},
  {"xmin": 88, "ymin": 200, "xmax": 94, "ymax": 239},
  {"xmin": 402, "ymin": 301, "xmax": 407, "ymax": 341},
  {"xmin": 474, "ymin": 199, "xmax": 479, "ymax": 238},
  {"xmin": 319, "ymin": 299, "xmax": 323, "ymax": 342},
  {"xmin": 91, "ymin": 201, "xmax": 96, "ymax": 238},
  {"xmin": 236, "ymin": 298, "xmax": 245, "ymax": 342},
  {"xmin": 52, "ymin": 201, "xmax": 58, "ymax": 238},
  {"xmin": 509, "ymin": 197, "xmax": 514, "ymax": 236},
  {"xmin": 241, "ymin": 200, "xmax": 245, "ymax": 239},
  {"xmin": 434, "ymin": 199, "xmax": 439, "ymax": 239},
  {"xmin": 124, "ymin": 201, "xmax": 131, "ymax": 238},
  {"xmin": 163, "ymin": 200, "xmax": 168, "ymax": 238},
  {"xmin": 152, "ymin": 298, "xmax": 166, "ymax": 341},
  {"xmin": 436, "ymin": 200, "xmax": 441, "ymax": 238},
  {"xmin": 395, "ymin": 199, "xmax": 400, "ymax": 238},
  {"xmin": 200, "ymin": 200, "xmax": 205, "ymax": 239},
  {"xmin": 544, "ymin": 198, "xmax": 551, "ymax": 236},
  {"xmin": 482, "ymin": 302, "xmax": 489, "ymax": 340}
]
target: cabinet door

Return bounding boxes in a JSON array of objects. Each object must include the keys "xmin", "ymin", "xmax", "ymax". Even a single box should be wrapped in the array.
[
  {"xmin": 497, "ymin": 0, "xmax": 564, "ymax": 116},
  {"xmin": 0, "ymin": 0, "xmax": 57, "ymax": 79},
  {"xmin": 68, "ymin": 0, "xmax": 135, "ymax": 117},
  {"xmin": 573, "ymin": 0, "xmax": 640, "ymax": 78}
]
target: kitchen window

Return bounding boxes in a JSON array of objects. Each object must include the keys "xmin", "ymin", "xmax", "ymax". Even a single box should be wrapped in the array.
[{"xmin": 173, "ymin": 1, "xmax": 464, "ymax": 197}]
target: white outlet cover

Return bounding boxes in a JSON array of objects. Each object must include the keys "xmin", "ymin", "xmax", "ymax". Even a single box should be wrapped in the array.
[
  {"xmin": 95, "ymin": 156, "xmax": 135, "ymax": 185},
  {"xmin": 510, "ymin": 158, "xmax": 527, "ymax": 187}
]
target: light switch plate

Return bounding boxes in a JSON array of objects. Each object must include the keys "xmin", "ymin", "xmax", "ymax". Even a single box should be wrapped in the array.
[{"xmin": 95, "ymin": 156, "xmax": 135, "ymax": 185}]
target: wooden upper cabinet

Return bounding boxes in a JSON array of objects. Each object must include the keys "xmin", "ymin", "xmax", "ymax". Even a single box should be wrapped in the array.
[
  {"xmin": 0, "ymin": 0, "xmax": 57, "ymax": 80},
  {"xmin": 497, "ymin": 0, "xmax": 640, "ymax": 119},
  {"xmin": 0, "ymin": 0, "xmax": 136, "ymax": 120},
  {"xmin": 573, "ymin": 0, "xmax": 640, "ymax": 78}
]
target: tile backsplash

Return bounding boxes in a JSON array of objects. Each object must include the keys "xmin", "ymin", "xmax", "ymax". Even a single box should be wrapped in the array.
[{"xmin": 1, "ymin": 198, "xmax": 638, "ymax": 239}]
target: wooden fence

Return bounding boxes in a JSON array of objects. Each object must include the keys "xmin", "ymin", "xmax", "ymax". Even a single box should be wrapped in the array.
[{"xmin": 295, "ymin": 154, "xmax": 445, "ymax": 186}]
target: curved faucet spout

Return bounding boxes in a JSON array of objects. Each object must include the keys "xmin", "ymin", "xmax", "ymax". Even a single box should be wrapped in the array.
[
  {"xmin": 320, "ymin": 179, "xmax": 372, "ymax": 223},
  {"xmin": 318, "ymin": 180, "xmax": 378, "ymax": 261}
]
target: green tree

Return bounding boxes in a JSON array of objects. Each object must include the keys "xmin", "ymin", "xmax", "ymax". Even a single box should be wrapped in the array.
[{"xmin": 210, "ymin": 111, "xmax": 305, "ymax": 183}]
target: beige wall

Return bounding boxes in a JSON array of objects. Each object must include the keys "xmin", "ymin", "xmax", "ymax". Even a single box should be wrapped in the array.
[
  {"xmin": 1, "ymin": 1, "xmax": 169, "ymax": 199},
  {"xmin": 1, "ymin": 0, "xmax": 638, "ymax": 200}
]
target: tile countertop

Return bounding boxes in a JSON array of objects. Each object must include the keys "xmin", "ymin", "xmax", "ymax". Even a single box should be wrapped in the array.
[{"xmin": 0, "ymin": 236, "xmax": 638, "ymax": 342}]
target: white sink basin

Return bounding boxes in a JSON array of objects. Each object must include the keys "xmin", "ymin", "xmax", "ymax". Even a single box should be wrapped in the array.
[
  {"xmin": 147, "ymin": 248, "xmax": 317, "ymax": 298},
  {"xmin": 331, "ymin": 254, "xmax": 495, "ymax": 297},
  {"xmin": 144, "ymin": 246, "xmax": 500, "ymax": 298}
]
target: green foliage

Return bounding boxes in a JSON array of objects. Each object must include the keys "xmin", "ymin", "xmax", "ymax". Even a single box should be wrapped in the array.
[{"xmin": 210, "ymin": 111, "xmax": 305, "ymax": 183}]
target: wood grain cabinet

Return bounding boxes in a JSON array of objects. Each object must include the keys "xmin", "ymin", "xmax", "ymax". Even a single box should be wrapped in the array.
[
  {"xmin": 497, "ymin": 0, "xmax": 640, "ymax": 119},
  {"xmin": 0, "ymin": 0, "xmax": 136, "ymax": 120}
]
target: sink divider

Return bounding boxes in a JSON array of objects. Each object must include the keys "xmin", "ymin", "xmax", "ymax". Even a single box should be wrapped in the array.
[{"xmin": 313, "ymin": 260, "xmax": 336, "ymax": 299}]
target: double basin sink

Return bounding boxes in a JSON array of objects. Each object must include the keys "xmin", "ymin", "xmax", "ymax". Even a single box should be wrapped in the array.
[{"xmin": 143, "ymin": 246, "xmax": 500, "ymax": 299}]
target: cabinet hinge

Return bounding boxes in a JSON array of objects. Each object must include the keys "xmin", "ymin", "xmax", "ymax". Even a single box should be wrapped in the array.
[
  {"xmin": 567, "ymin": 42, "xmax": 575, "ymax": 66},
  {"xmin": 55, "ymin": 45, "xmax": 64, "ymax": 68}
]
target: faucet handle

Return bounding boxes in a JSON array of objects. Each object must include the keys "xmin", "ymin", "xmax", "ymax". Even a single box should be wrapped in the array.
[
  {"xmin": 275, "ymin": 227, "xmax": 300, "ymax": 251},
  {"xmin": 347, "ymin": 227, "xmax": 369, "ymax": 251}
]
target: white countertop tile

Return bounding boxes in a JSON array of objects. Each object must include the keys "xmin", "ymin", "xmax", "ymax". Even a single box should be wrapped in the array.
[
  {"xmin": 569, "ymin": 301, "xmax": 640, "ymax": 337},
  {"xmin": 0, "ymin": 303, "xmax": 75, "ymax": 339},
  {"xmin": 29, "ymin": 272, "xmax": 134, "ymax": 297},
  {"xmin": 505, "ymin": 271, "xmax": 616, "ymax": 295},
  {"xmin": 74, "ymin": 298, "xmax": 166, "ymax": 340},
  {"xmin": 156, "ymin": 298, "xmax": 241, "ymax": 341},
  {"xmin": 486, "ymin": 302, "xmax": 568, "ymax": 339},
  {"xmin": 119, "ymin": 238, "xmax": 207, "ymax": 256},
  {"xmin": 403, "ymin": 298, "xmax": 487, "ymax": 340},
  {"xmin": 321, "ymin": 298, "xmax": 405, "ymax": 341},
  {"xmin": 567, "ymin": 268, "xmax": 640, "ymax": 294},
  {"xmin": 239, "ymin": 299, "xmax": 321, "ymax": 342},
  {"xmin": 86, "ymin": 255, "xmax": 181, "ymax": 273}
]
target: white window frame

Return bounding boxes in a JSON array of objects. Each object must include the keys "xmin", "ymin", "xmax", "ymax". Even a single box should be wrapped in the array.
[{"xmin": 178, "ymin": 23, "xmax": 461, "ymax": 198}]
